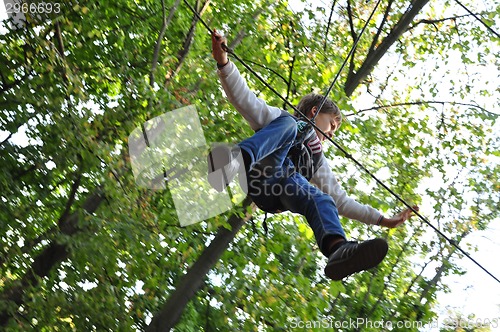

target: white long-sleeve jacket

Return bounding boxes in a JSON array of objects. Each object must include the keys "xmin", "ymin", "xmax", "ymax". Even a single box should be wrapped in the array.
[{"xmin": 218, "ymin": 61, "xmax": 381, "ymax": 225}]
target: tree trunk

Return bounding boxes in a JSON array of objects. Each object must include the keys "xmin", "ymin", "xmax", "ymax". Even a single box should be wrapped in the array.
[
  {"xmin": 0, "ymin": 190, "xmax": 105, "ymax": 327},
  {"xmin": 146, "ymin": 197, "xmax": 254, "ymax": 332},
  {"xmin": 344, "ymin": 0, "xmax": 430, "ymax": 96},
  {"xmin": 419, "ymin": 239, "xmax": 463, "ymax": 302}
]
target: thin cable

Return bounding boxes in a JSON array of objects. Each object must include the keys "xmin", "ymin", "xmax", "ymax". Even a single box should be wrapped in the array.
[
  {"xmin": 183, "ymin": 0, "xmax": 213, "ymax": 34},
  {"xmin": 454, "ymin": 0, "xmax": 500, "ymax": 38},
  {"xmin": 183, "ymin": 0, "xmax": 500, "ymax": 284},
  {"xmin": 313, "ymin": 0, "xmax": 383, "ymax": 122}
]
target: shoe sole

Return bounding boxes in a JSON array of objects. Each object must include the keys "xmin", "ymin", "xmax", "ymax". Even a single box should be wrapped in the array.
[{"xmin": 324, "ymin": 238, "xmax": 388, "ymax": 281}]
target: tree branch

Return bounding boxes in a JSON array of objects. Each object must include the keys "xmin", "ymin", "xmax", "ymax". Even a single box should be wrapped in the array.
[
  {"xmin": 150, "ymin": 0, "xmax": 180, "ymax": 86},
  {"xmin": 0, "ymin": 132, "xmax": 13, "ymax": 146},
  {"xmin": 417, "ymin": 233, "xmax": 467, "ymax": 317},
  {"xmin": 0, "ymin": 70, "xmax": 7, "ymax": 88},
  {"xmin": 0, "ymin": 166, "xmax": 86, "ymax": 269},
  {"xmin": 364, "ymin": 225, "xmax": 425, "ymax": 319},
  {"xmin": 284, "ymin": 55, "xmax": 296, "ymax": 110},
  {"xmin": 238, "ymin": 60, "xmax": 289, "ymax": 86},
  {"xmin": 57, "ymin": 171, "xmax": 82, "ymax": 232},
  {"xmin": 346, "ymin": 100, "xmax": 498, "ymax": 117},
  {"xmin": 54, "ymin": 22, "xmax": 66, "ymax": 60},
  {"xmin": 344, "ymin": 0, "xmax": 431, "ymax": 96},
  {"xmin": 149, "ymin": 0, "xmax": 167, "ymax": 86},
  {"xmin": 164, "ymin": 0, "xmax": 211, "ymax": 86},
  {"xmin": 0, "ymin": 190, "xmax": 106, "ymax": 327},
  {"xmin": 346, "ymin": 0, "xmax": 357, "ymax": 43},
  {"xmin": 368, "ymin": 0, "xmax": 394, "ymax": 56},
  {"xmin": 0, "ymin": 226, "xmax": 59, "ymax": 269},
  {"xmin": 410, "ymin": 13, "xmax": 474, "ymax": 31},
  {"xmin": 54, "ymin": 21, "xmax": 71, "ymax": 86},
  {"xmin": 0, "ymin": 71, "xmax": 33, "ymax": 93},
  {"xmin": 345, "ymin": 0, "xmax": 359, "ymax": 77},
  {"xmin": 323, "ymin": 0, "xmax": 337, "ymax": 51},
  {"xmin": 11, "ymin": 163, "xmax": 39, "ymax": 181},
  {"xmin": 146, "ymin": 197, "xmax": 255, "ymax": 332},
  {"xmin": 228, "ymin": 3, "xmax": 268, "ymax": 51}
]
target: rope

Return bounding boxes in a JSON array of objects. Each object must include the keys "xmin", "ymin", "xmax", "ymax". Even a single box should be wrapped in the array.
[
  {"xmin": 182, "ymin": 0, "xmax": 500, "ymax": 284},
  {"xmin": 313, "ymin": 0, "xmax": 383, "ymax": 122},
  {"xmin": 454, "ymin": 0, "xmax": 500, "ymax": 38}
]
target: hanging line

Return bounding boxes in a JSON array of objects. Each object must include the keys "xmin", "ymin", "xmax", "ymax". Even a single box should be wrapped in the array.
[
  {"xmin": 183, "ymin": 0, "xmax": 500, "ymax": 284},
  {"xmin": 453, "ymin": 0, "xmax": 500, "ymax": 39},
  {"xmin": 312, "ymin": 0, "xmax": 383, "ymax": 122}
]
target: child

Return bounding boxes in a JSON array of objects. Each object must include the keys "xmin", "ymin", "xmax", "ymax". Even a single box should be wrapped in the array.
[{"xmin": 208, "ymin": 31, "xmax": 417, "ymax": 280}]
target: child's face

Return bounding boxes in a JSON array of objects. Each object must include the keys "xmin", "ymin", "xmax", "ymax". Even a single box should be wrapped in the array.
[{"xmin": 309, "ymin": 107, "xmax": 340, "ymax": 142}]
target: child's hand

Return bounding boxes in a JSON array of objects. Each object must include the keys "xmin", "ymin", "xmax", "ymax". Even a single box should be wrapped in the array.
[
  {"xmin": 379, "ymin": 205, "xmax": 419, "ymax": 228},
  {"xmin": 212, "ymin": 30, "xmax": 228, "ymax": 67}
]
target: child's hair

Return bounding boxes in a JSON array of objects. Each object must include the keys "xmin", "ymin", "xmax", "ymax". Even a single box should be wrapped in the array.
[{"xmin": 295, "ymin": 93, "xmax": 342, "ymax": 124}]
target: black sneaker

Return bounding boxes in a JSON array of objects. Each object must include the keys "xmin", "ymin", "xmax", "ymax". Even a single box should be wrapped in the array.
[{"xmin": 324, "ymin": 238, "xmax": 388, "ymax": 280}]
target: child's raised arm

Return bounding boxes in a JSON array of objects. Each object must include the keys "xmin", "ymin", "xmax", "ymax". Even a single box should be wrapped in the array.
[
  {"xmin": 211, "ymin": 30, "xmax": 228, "ymax": 68},
  {"xmin": 212, "ymin": 30, "xmax": 282, "ymax": 131}
]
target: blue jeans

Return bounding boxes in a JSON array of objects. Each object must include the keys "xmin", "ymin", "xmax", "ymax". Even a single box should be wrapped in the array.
[{"xmin": 238, "ymin": 114, "xmax": 346, "ymax": 256}]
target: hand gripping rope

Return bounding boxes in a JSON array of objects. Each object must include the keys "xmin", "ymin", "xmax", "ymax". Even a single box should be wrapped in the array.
[{"xmin": 183, "ymin": 0, "xmax": 500, "ymax": 284}]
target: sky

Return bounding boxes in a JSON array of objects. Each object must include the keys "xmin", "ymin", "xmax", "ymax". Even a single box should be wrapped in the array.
[{"xmin": 434, "ymin": 223, "xmax": 500, "ymax": 327}]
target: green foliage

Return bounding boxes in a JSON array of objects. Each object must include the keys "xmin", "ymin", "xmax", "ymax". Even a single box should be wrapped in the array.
[{"xmin": 0, "ymin": 0, "xmax": 498, "ymax": 330}]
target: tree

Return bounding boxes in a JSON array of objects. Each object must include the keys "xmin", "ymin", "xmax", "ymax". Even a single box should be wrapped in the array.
[{"xmin": 0, "ymin": 0, "xmax": 498, "ymax": 330}]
